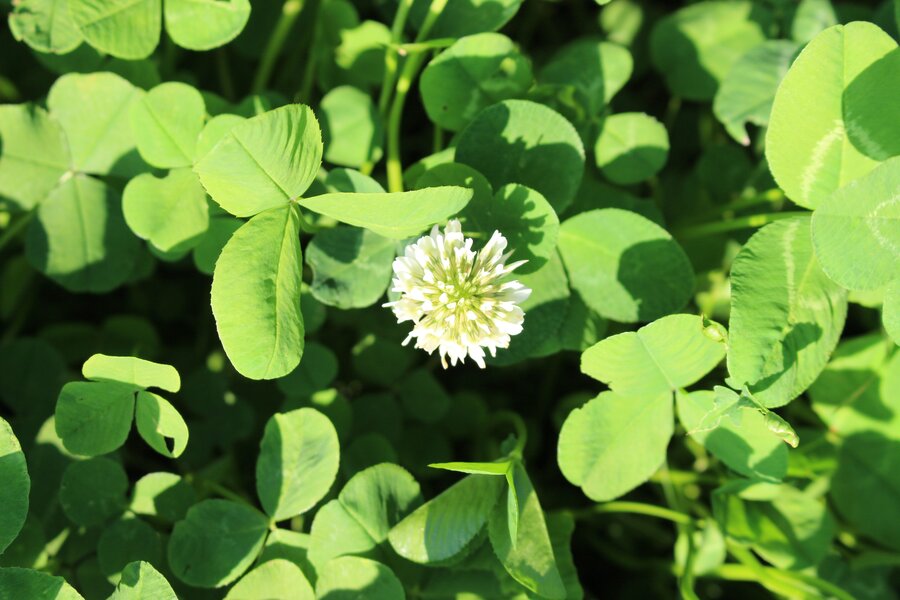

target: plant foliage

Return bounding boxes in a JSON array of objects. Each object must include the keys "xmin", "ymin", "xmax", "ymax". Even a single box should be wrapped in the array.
[{"xmin": 0, "ymin": 0, "xmax": 899, "ymax": 598}]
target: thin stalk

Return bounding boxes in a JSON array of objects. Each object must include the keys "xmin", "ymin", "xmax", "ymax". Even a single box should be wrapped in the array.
[
  {"xmin": 395, "ymin": 37, "xmax": 456, "ymax": 54},
  {"xmin": 674, "ymin": 211, "xmax": 808, "ymax": 240},
  {"xmin": 215, "ymin": 49, "xmax": 236, "ymax": 101},
  {"xmin": 432, "ymin": 123, "xmax": 444, "ymax": 153},
  {"xmin": 377, "ymin": 0, "xmax": 415, "ymax": 114},
  {"xmin": 573, "ymin": 501, "xmax": 694, "ymax": 526},
  {"xmin": 277, "ymin": 0, "xmax": 320, "ymax": 94},
  {"xmin": 726, "ymin": 541, "xmax": 800, "ymax": 598},
  {"xmin": 252, "ymin": 0, "xmax": 305, "ymax": 94},
  {"xmin": 296, "ymin": 0, "xmax": 323, "ymax": 102},
  {"xmin": 0, "ymin": 211, "xmax": 34, "ymax": 253},
  {"xmin": 386, "ymin": 0, "xmax": 448, "ymax": 192},
  {"xmin": 190, "ymin": 475, "xmax": 256, "ymax": 508},
  {"xmin": 775, "ymin": 570, "xmax": 856, "ymax": 600},
  {"xmin": 385, "ymin": 53, "xmax": 424, "ymax": 191},
  {"xmin": 162, "ymin": 35, "xmax": 179, "ymax": 79},
  {"xmin": 659, "ymin": 462, "xmax": 699, "ymax": 599},
  {"xmin": 687, "ymin": 189, "xmax": 786, "ymax": 223},
  {"xmin": 490, "ymin": 410, "xmax": 527, "ymax": 457},
  {"xmin": 649, "ymin": 469, "xmax": 717, "ymax": 486}
]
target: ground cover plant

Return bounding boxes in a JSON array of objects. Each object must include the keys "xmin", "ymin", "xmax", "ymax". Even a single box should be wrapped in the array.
[{"xmin": 0, "ymin": 0, "xmax": 899, "ymax": 597}]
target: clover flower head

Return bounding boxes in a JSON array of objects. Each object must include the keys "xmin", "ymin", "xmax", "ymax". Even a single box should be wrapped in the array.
[{"xmin": 384, "ymin": 219, "xmax": 532, "ymax": 369}]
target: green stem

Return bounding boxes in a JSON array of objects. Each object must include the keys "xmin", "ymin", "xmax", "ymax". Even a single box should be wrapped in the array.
[
  {"xmin": 295, "ymin": 207, "xmax": 321, "ymax": 234},
  {"xmin": 385, "ymin": 0, "xmax": 448, "ymax": 192},
  {"xmin": 0, "ymin": 75, "xmax": 21, "ymax": 102},
  {"xmin": 215, "ymin": 48, "xmax": 236, "ymax": 101},
  {"xmin": 686, "ymin": 189, "xmax": 786, "ymax": 224},
  {"xmin": 665, "ymin": 95, "xmax": 682, "ymax": 130},
  {"xmin": 674, "ymin": 211, "xmax": 808, "ymax": 240},
  {"xmin": 252, "ymin": 0, "xmax": 305, "ymax": 94},
  {"xmin": 394, "ymin": 38, "xmax": 456, "ymax": 54},
  {"xmin": 162, "ymin": 35, "xmax": 179, "ymax": 79},
  {"xmin": 659, "ymin": 463, "xmax": 698, "ymax": 599},
  {"xmin": 491, "ymin": 410, "xmax": 527, "ymax": 457},
  {"xmin": 776, "ymin": 570, "xmax": 856, "ymax": 600},
  {"xmin": 203, "ymin": 480, "xmax": 256, "ymax": 508},
  {"xmin": 432, "ymin": 123, "xmax": 444, "ymax": 153},
  {"xmin": 0, "ymin": 211, "xmax": 34, "ymax": 253},
  {"xmin": 194, "ymin": 476, "xmax": 256, "ymax": 508},
  {"xmin": 574, "ymin": 501, "xmax": 694, "ymax": 526},
  {"xmin": 296, "ymin": 0, "xmax": 322, "ymax": 103},
  {"xmin": 377, "ymin": 0, "xmax": 415, "ymax": 114},
  {"xmin": 649, "ymin": 469, "xmax": 717, "ymax": 486},
  {"xmin": 726, "ymin": 541, "xmax": 801, "ymax": 598}
]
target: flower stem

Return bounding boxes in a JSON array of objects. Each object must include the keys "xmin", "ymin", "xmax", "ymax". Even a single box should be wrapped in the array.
[
  {"xmin": 252, "ymin": 0, "xmax": 305, "ymax": 94},
  {"xmin": 673, "ymin": 211, "xmax": 807, "ymax": 240},
  {"xmin": 296, "ymin": 0, "xmax": 323, "ymax": 103},
  {"xmin": 377, "ymin": 0, "xmax": 415, "ymax": 115},
  {"xmin": 385, "ymin": 0, "xmax": 448, "ymax": 193},
  {"xmin": 573, "ymin": 501, "xmax": 694, "ymax": 526},
  {"xmin": 215, "ymin": 48, "xmax": 236, "ymax": 101}
]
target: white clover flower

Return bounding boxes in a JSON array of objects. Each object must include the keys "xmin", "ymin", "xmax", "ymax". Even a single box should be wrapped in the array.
[{"xmin": 384, "ymin": 219, "xmax": 532, "ymax": 369}]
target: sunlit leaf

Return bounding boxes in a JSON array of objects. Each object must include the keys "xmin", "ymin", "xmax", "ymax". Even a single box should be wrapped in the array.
[
  {"xmin": 727, "ymin": 217, "xmax": 848, "ymax": 407},
  {"xmin": 766, "ymin": 22, "xmax": 898, "ymax": 209},
  {"xmin": 211, "ymin": 204, "xmax": 305, "ymax": 380},
  {"xmin": 196, "ymin": 104, "xmax": 322, "ymax": 217},
  {"xmin": 557, "ymin": 391, "xmax": 673, "ymax": 501},
  {"xmin": 256, "ymin": 408, "xmax": 340, "ymax": 520}
]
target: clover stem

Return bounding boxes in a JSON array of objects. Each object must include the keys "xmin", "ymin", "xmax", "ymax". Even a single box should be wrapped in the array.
[
  {"xmin": 385, "ymin": 0, "xmax": 449, "ymax": 192},
  {"xmin": 377, "ymin": 0, "xmax": 415, "ymax": 115},
  {"xmin": 659, "ymin": 462, "xmax": 698, "ymax": 598},
  {"xmin": 192, "ymin": 476, "xmax": 256, "ymax": 508},
  {"xmin": 699, "ymin": 562, "xmax": 853, "ymax": 600},
  {"xmin": 673, "ymin": 211, "xmax": 807, "ymax": 240},
  {"xmin": 724, "ymin": 540, "xmax": 854, "ymax": 599},
  {"xmin": 252, "ymin": 0, "xmax": 305, "ymax": 94},
  {"xmin": 215, "ymin": 48, "xmax": 236, "ymax": 101},
  {"xmin": 432, "ymin": 123, "xmax": 444, "ymax": 153},
  {"xmin": 296, "ymin": 0, "xmax": 323, "ymax": 103},
  {"xmin": 573, "ymin": 501, "xmax": 694, "ymax": 525},
  {"xmin": 687, "ymin": 189, "xmax": 786, "ymax": 223},
  {"xmin": 0, "ymin": 210, "xmax": 33, "ymax": 254},
  {"xmin": 491, "ymin": 409, "xmax": 527, "ymax": 457}
]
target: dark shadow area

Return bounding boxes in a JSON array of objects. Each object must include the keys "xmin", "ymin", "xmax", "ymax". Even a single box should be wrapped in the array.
[
  {"xmin": 810, "ymin": 367, "xmax": 893, "ymax": 424},
  {"xmin": 617, "ymin": 238, "xmax": 693, "ymax": 322},
  {"xmin": 493, "ymin": 185, "xmax": 548, "ymax": 270},
  {"xmin": 705, "ymin": 427, "xmax": 787, "ymax": 481},
  {"xmin": 843, "ymin": 47, "xmax": 900, "ymax": 161},
  {"xmin": 749, "ymin": 322, "xmax": 822, "ymax": 397},
  {"xmin": 456, "ymin": 102, "xmax": 585, "ymax": 213},
  {"xmin": 831, "ymin": 431, "xmax": 900, "ymax": 552},
  {"xmin": 601, "ymin": 143, "xmax": 668, "ymax": 184},
  {"xmin": 312, "ymin": 226, "xmax": 365, "ymax": 264},
  {"xmin": 422, "ymin": 50, "xmax": 533, "ymax": 132},
  {"xmin": 25, "ymin": 174, "xmax": 140, "ymax": 294}
]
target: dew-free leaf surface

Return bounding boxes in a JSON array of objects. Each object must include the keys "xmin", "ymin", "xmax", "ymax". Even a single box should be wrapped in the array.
[
  {"xmin": 558, "ymin": 208, "xmax": 694, "ymax": 323},
  {"xmin": 211, "ymin": 205, "xmax": 305, "ymax": 380},
  {"xmin": 727, "ymin": 217, "xmax": 848, "ymax": 407},
  {"xmin": 766, "ymin": 22, "xmax": 898, "ymax": 209}
]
